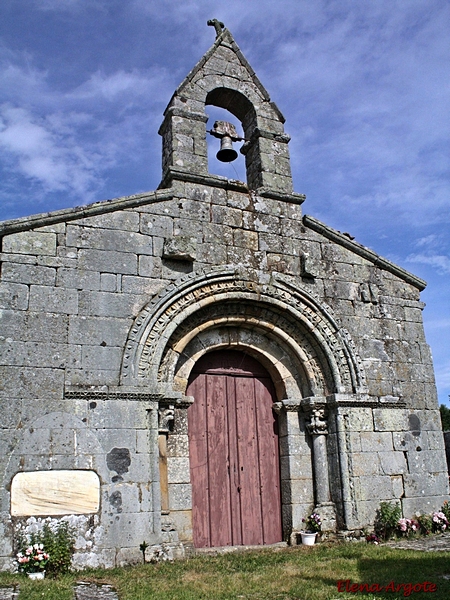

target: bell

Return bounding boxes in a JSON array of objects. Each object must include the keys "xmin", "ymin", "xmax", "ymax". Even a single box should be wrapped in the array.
[{"xmin": 216, "ymin": 135, "xmax": 238, "ymax": 162}]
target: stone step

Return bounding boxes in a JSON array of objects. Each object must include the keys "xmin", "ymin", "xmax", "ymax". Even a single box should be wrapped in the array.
[
  {"xmin": 0, "ymin": 582, "xmax": 119, "ymax": 599},
  {"xmin": 0, "ymin": 588, "xmax": 19, "ymax": 600},
  {"xmin": 74, "ymin": 582, "xmax": 119, "ymax": 599}
]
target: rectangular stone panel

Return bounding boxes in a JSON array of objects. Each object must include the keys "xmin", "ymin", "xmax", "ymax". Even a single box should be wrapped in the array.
[
  {"xmin": 11, "ymin": 470, "xmax": 100, "ymax": 516},
  {"xmin": 3, "ymin": 231, "xmax": 56, "ymax": 256}
]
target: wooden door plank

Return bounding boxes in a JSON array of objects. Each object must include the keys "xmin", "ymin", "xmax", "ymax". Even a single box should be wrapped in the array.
[
  {"xmin": 226, "ymin": 375, "xmax": 242, "ymax": 545},
  {"xmin": 188, "ymin": 375, "xmax": 210, "ymax": 548},
  {"xmin": 254, "ymin": 376, "xmax": 282, "ymax": 544},
  {"xmin": 188, "ymin": 373, "xmax": 210, "ymax": 547},
  {"xmin": 206, "ymin": 374, "xmax": 232, "ymax": 547},
  {"xmin": 235, "ymin": 375, "xmax": 263, "ymax": 545}
]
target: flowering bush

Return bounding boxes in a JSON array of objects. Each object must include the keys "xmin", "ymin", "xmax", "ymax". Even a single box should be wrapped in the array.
[
  {"xmin": 397, "ymin": 518, "xmax": 419, "ymax": 537},
  {"xmin": 432, "ymin": 511, "xmax": 449, "ymax": 533},
  {"xmin": 365, "ymin": 532, "xmax": 380, "ymax": 545},
  {"xmin": 302, "ymin": 513, "xmax": 321, "ymax": 533},
  {"xmin": 15, "ymin": 518, "xmax": 76, "ymax": 575},
  {"xmin": 16, "ymin": 543, "xmax": 49, "ymax": 574}
]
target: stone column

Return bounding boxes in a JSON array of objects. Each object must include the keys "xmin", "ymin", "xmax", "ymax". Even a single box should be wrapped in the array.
[
  {"xmin": 307, "ymin": 408, "xmax": 331, "ymax": 504},
  {"xmin": 305, "ymin": 405, "xmax": 336, "ymax": 532},
  {"xmin": 158, "ymin": 405, "xmax": 175, "ymax": 515}
]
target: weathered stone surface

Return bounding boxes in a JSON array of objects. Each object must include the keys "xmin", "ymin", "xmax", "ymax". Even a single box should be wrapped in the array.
[
  {"xmin": 378, "ymin": 451, "xmax": 408, "ymax": 475},
  {"xmin": 75, "ymin": 583, "xmax": 119, "ymax": 600},
  {"xmin": 168, "ymin": 457, "xmax": 190, "ymax": 483},
  {"xmin": 360, "ymin": 432, "xmax": 394, "ymax": 453},
  {"xmin": 0, "ymin": 282, "xmax": 29, "ymax": 310},
  {"xmin": 373, "ymin": 409, "xmax": 409, "ymax": 431},
  {"xmin": 3, "ymin": 231, "xmax": 56, "ymax": 256},
  {"xmin": 0, "ymin": 588, "xmax": 19, "ymax": 600},
  {"xmin": 1, "ymin": 262, "xmax": 56, "ymax": 286},
  {"xmin": 78, "ymin": 249, "xmax": 138, "ymax": 274},
  {"xmin": 167, "ymin": 484, "xmax": 192, "ymax": 511},
  {"xmin": 29, "ymin": 285, "xmax": 78, "ymax": 314}
]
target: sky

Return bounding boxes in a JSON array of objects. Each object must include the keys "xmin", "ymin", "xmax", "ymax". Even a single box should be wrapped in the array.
[{"xmin": 0, "ymin": 0, "xmax": 449, "ymax": 405}]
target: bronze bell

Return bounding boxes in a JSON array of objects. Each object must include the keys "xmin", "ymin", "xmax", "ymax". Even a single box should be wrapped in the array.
[
  {"xmin": 209, "ymin": 120, "xmax": 244, "ymax": 163},
  {"xmin": 216, "ymin": 135, "xmax": 238, "ymax": 162}
]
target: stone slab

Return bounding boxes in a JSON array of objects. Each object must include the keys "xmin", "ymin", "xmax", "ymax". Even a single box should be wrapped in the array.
[
  {"xmin": 75, "ymin": 583, "xmax": 119, "ymax": 600},
  {"xmin": 0, "ymin": 588, "xmax": 19, "ymax": 600},
  {"xmin": 11, "ymin": 470, "xmax": 100, "ymax": 516}
]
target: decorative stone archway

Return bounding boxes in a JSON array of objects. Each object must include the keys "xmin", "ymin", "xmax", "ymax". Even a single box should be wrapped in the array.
[
  {"xmin": 120, "ymin": 267, "xmax": 367, "ymax": 543},
  {"xmin": 121, "ymin": 267, "xmax": 366, "ymax": 394}
]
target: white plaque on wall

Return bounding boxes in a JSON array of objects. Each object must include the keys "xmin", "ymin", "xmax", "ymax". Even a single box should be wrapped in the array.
[{"xmin": 11, "ymin": 470, "xmax": 100, "ymax": 516}]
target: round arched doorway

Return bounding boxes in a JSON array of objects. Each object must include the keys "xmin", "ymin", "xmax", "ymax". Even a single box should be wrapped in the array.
[{"xmin": 187, "ymin": 349, "xmax": 282, "ymax": 548}]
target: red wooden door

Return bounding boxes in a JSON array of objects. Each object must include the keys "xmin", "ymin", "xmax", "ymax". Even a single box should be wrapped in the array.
[{"xmin": 187, "ymin": 350, "xmax": 282, "ymax": 548}]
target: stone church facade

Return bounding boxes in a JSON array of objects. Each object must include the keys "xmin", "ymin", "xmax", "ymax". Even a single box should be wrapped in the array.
[{"xmin": 0, "ymin": 25, "xmax": 448, "ymax": 568}]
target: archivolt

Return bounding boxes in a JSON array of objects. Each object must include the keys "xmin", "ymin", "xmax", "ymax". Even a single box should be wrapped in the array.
[{"xmin": 120, "ymin": 267, "xmax": 366, "ymax": 397}]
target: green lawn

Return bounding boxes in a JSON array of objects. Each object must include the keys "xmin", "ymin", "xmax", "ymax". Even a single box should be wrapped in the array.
[{"xmin": 1, "ymin": 542, "xmax": 450, "ymax": 599}]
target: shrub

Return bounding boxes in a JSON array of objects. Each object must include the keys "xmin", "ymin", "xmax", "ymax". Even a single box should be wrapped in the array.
[
  {"xmin": 16, "ymin": 519, "xmax": 76, "ymax": 576},
  {"xmin": 374, "ymin": 501, "xmax": 402, "ymax": 540},
  {"xmin": 417, "ymin": 514, "xmax": 433, "ymax": 535},
  {"xmin": 441, "ymin": 500, "xmax": 450, "ymax": 522}
]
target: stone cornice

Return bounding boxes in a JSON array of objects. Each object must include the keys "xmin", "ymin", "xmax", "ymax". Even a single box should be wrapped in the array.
[
  {"xmin": 303, "ymin": 214, "xmax": 427, "ymax": 291},
  {"xmin": 64, "ymin": 385, "xmax": 189, "ymax": 404},
  {"xmin": 159, "ymin": 167, "xmax": 306, "ymax": 205},
  {"xmin": 0, "ymin": 189, "xmax": 174, "ymax": 237},
  {"xmin": 158, "ymin": 168, "xmax": 248, "ymax": 193}
]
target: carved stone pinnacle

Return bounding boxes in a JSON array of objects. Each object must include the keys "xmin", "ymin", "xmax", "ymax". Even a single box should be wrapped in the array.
[{"xmin": 207, "ymin": 19, "xmax": 225, "ymax": 38}]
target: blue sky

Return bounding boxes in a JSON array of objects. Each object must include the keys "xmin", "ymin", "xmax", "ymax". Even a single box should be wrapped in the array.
[{"xmin": 0, "ymin": 0, "xmax": 449, "ymax": 405}]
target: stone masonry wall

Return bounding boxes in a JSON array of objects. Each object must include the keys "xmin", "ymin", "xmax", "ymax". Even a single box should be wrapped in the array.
[{"xmin": 0, "ymin": 179, "xmax": 447, "ymax": 566}]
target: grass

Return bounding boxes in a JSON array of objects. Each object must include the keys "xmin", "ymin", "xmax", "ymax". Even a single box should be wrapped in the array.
[{"xmin": 1, "ymin": 542, "xmax": 450, "ymax": 599}]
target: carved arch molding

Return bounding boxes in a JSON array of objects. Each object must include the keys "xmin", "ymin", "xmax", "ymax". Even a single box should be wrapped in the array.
[{"xmin": 120, "ymin": 267, "xmax": 367, "ymax": 398}]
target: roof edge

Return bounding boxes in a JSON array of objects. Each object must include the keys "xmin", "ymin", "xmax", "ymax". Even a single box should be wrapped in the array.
[
  {"xmin": 303, "ymin": 214, "xmax": 427, "ymax": 291},
  {"xmin": 0, "ymin": 189, "xmax": 173, "ymax": 237}
]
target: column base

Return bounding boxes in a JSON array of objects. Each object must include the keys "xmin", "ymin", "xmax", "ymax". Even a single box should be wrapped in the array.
[{"xmin": 314, "ymin": 502, "xmax": 337, "ymax": 532}]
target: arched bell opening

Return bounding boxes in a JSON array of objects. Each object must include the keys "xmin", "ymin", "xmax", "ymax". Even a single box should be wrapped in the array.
[
  {"xmin": 159, "ymin": 28, "xmax": 294, "ymax": 194},
  {"xmin": 205, "ymin": 87, "xmax": 256, "ymax": 186},
  {"xmin": 205, "ymin": 105, "xmax": 246, "ymax": 182}
]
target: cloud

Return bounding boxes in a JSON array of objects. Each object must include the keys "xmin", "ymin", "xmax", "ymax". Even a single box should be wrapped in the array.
[
  {"xmin": 0, "ymin": 44, "xmax": 172, "ymax": 207},
  {"xmin": 34, "ymin": 0, "xmax": 103, "ymax": 11},
  {"xmin": 0, "ymin": 105, "xmax": 101, "ymax": 199},
  {"xmin": 69, "ymin": 68, "xmax": 169, "ymax": 104},
  {"xmin": 416, "ymin": 235, "xmax": 441, "ymax": 249},
  {"xmin": 406, "ymin": 253, "xmax": 450, "ymax": 275}
]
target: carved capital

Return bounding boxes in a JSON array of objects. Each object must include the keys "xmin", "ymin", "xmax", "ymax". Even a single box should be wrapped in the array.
[
  {"xmin": 306, "ymin": 407, "xmax": 329, "ymax": 436},
  {"xmin": 158, "ymin": 405, "xmax": 175, "ymax": 433}
]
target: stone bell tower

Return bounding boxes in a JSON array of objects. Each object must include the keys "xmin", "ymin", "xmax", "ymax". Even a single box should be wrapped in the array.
[{"xmin": 158, "ymin": 21, "xmax": 297, "ymax": 198}]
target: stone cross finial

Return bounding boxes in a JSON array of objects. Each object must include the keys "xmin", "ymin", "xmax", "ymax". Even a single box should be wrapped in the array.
[{"xmin": 207, "ymin": 19, "xmax": 225, "ymax": 38}]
